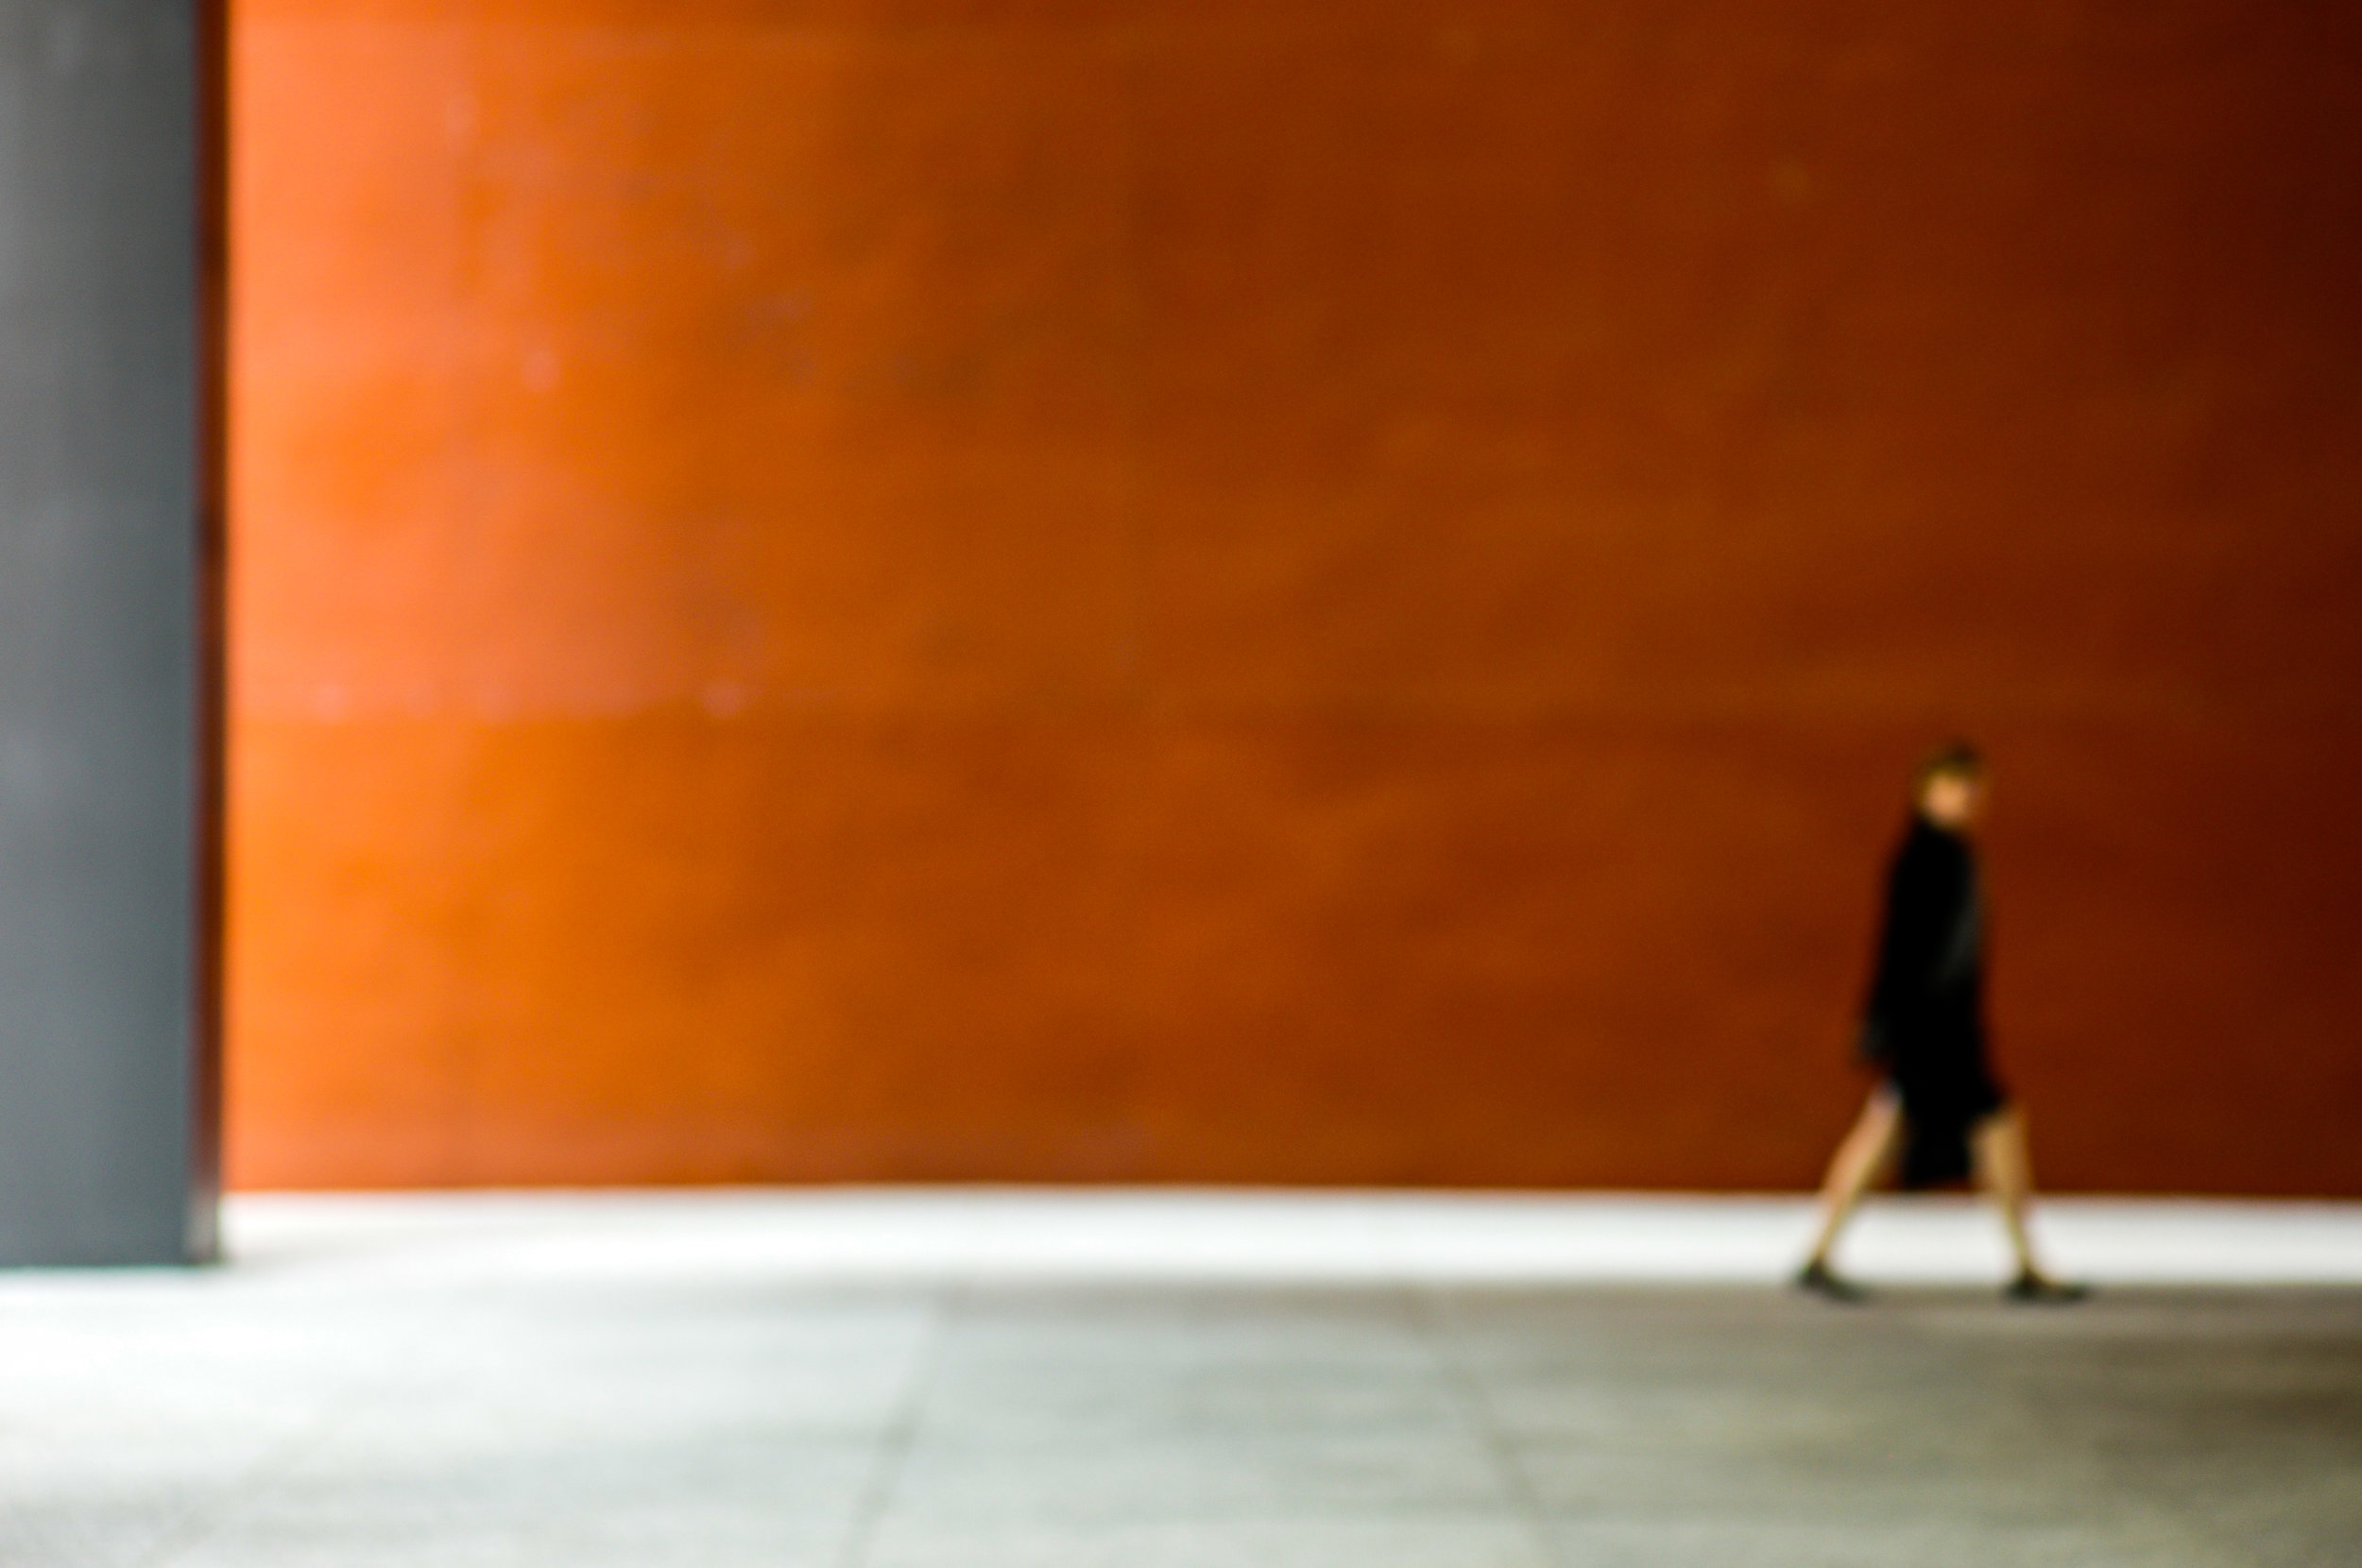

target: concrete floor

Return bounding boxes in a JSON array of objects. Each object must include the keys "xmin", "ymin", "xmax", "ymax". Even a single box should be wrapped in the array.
[{"xmin": 4, "ymin": 1193, "xmax": 2359, "ymax": 1567}]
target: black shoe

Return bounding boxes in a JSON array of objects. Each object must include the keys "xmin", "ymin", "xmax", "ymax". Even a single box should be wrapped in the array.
[
  {"xmin": 2004, "ymin": 1270, "xmax": 2090, "ymax": 1304},
  {"xmin": 1794, "ymin": 1259, "xmax": 1869, "ymax": 1304}
]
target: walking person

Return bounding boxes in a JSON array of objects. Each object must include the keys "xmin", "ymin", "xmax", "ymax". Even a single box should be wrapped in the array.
[{"xmin": 1796, "ymin": 742, "xmax": 2084, "ymax": 1303}]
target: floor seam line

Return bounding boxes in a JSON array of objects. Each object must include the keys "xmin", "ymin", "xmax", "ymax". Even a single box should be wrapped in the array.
[
  {"xmin": 833, "ymin": 1282, "xmax": 958, "ymax": 1568},
  {"xmin": 1411, "ymin": 1287, "xmax": 1568, "ymax": 1568}
]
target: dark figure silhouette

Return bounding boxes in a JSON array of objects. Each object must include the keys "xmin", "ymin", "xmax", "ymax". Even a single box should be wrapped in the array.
[{"xmin": 1796, "ymin": 743, "xmax": 2085, "ymax": 1304}]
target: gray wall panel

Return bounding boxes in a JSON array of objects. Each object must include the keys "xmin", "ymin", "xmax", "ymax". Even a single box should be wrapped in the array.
[{"xmin": 0, "ymin": 0, "xmax": 207, "ymax": 1265}]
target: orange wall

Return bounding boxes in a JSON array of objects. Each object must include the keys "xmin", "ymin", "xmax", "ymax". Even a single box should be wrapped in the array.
[{"xmin": 227, "ymin": 1, "xmax": 2362, "ymax": 1192}]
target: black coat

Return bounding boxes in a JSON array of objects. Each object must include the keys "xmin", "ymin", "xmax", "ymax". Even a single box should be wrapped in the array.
[{"xmin": 1858, "ymin": 817, "xmax": 2006, "ymax": 1185}]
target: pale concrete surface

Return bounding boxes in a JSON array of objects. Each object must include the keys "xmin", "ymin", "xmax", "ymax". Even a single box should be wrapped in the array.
[{"xmin": 1, "ymin": 1192, "xmax": 2356, "ymax": 1566}]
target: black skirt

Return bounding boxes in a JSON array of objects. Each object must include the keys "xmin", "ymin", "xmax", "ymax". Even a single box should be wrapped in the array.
[{"xmin": 1889, "ymin": 1028, "xmax": 2008, "ymax": 1187}]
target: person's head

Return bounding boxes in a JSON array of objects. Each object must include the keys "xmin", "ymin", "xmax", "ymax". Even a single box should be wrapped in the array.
[{"xmin": 1913, "ymin": 741, "xmax": 1987, "ymax": 830}]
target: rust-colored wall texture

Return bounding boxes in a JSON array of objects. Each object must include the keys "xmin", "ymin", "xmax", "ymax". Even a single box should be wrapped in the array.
[{"xmin": 227, "ymin": 1, "xmax": 2362, "ymax": 1192}]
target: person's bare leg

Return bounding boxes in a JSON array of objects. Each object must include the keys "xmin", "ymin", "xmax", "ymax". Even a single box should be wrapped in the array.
[
  {"xmin": 1974, "ymin": 1108, "xmax": 2082, "ymax": 1297},
  {"xmin": 1802, "ymin": 1088, "xmax": 1902, "ymax": 1271},
  {"xmin": 1971, "ymin": 1107, "xmax": 2039, "ymax": 1273}
]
